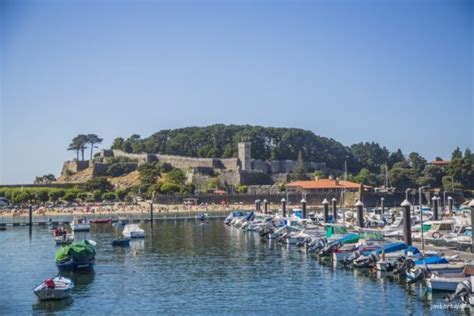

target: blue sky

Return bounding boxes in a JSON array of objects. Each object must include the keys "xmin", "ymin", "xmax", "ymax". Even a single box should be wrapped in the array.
[{"xmin": 1, "ymin": 0, "xmax": 472, "ymax": 184}]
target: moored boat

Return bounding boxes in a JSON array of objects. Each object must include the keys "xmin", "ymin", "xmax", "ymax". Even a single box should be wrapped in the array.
[
  {"xmin": 90, "ymin": 218, "xmax": 112, "ymax": 224},
  {"xmin": 33, "ymin": 276, "xmax": 74, "ymax": 300},
  {"xmin": 112, "ymin": 238, "xmax": 131, "ymax": 247},
  {"xmin": 70, "ymin": 217, "xmax": 91, "ymax": 232},
  {"xmin": 123, "ymin": 224, "xmax": 145, "ymax": 238},
  {"xmin": 55, "ymin": 240, "xmax": 96, "ymax": 271}
]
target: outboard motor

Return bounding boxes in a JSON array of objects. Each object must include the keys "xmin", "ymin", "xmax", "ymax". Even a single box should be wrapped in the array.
[
  {"xmin": 447, "ymin": 279, "xmax": 472, "ymax": 302},
  {"xmin": 308, "ymin": 238, "xmax": 327, "ymax": 253},
  {"xmin": 384, "ymin": 255, "xmax": 406, "ymax": 272},
  {"xmin": 320, "ymin": 241, "xmax": 342, "ymax": 257},
  {"xmin": 343, "ymin": 250, "xmax": 362, "ymax": 265},
  {"xmin": 353, "ymin": 253, "xmax": 379, "ymax": 269},
  {"xmin": 259, "ymin": 226, "xmax": 273, "ymax": 238},
  {"xmin": 405, "ymin": 261, "xmax": 431, "ymax": 284}
]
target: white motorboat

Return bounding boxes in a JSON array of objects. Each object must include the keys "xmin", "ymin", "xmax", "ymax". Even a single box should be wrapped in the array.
[
  {"xmin": 123, "ymin": 224, "xmax": 145, "ymax": 238},
  {"xmin": 427, "ymin": 265, "xmax": 474, "ymax": 292},
  {"xmin": 33, "ymin": 276, "xmax": 74, "ymax": 300},
  {"xmin": 70, "ymin": 217, "xmax": 91, "ymax": 232}
]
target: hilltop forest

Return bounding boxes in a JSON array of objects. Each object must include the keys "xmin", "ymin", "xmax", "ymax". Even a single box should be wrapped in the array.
[{"xmin": 109, "ymin": 125, "xmax": 473, "ymax": 191}]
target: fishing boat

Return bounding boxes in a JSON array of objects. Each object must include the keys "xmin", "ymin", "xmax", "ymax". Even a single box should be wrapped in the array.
[
  {"xmin": 70, "ymin": 217, "xmax": 91, "ymax": 232},
  {"xmin": 123, "ymin": 224, "xmax": 145, "ymax": 238},
  {"xmin": 112, "ymin": 238, "xmax": 131, "ymax": 247},
  {"xmin": 90, "ymin": 217, "xmax": 112, "ymax": 224},
  {"xmin": 55, "ymin": 240, "xmax": 96, "ymax": 271},
  {"xmin": 33, "ymin": 276, "xmax": 74, "ymax": 300}
]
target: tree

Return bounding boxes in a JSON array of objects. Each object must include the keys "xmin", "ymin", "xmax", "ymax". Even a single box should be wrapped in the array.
[
  {"xmin": 355, "ymin": 168, "xmax": 378, "ymax": 187},
  {"xmin": 137, "ymin": 163, "xmax": 160, "ymax": 186},
  {"xmin": 111, "ymin": 137, "xmax": 125, "ymax": 150},
  {"xmin": 87, "ymin": 134, "xmax": 103, "ymax": 160},
  {"xmin": 388, "ymin": 149, "xmax": 405, "ymax": 168},
  {"xmin": 35, "ymin": 190, "xmax": 50, "ymax": 203},
  {"xmin": 68, "ymin": 134, "xmax": 89, "ymax": 161},
  {"xmin": 408, "ymin": 152, "xmax": 426, "ymax": 174},
  {"xmin": 101, "ymin": 191, "xmax": 116, "ymax": 201},
  {"xmin": 84, "ymin": 177, "xmax": 114, "ymax": 192},
  {"xmin": 162, "ymin": 168, "xmax": 186, "ymax": 185},
  {"xmin": 34, "ymin": 174, "xmax": 56, "ymax": 184},
  {"xmin": 77, "ymin": 192, "xmax": 88, "ymax": 201},
  {"xmin": 48, "ymin": 190, "xmax": 65, "ymax": 203},
  {"xmin": 350, "ymin": 142, "xmax": 389, "ymax": 173},
  {"xmin": 389, "ymin": 167, "xmax": 417, "ymax": 190},
  {"xmin": 416, "ymin": 165, "xmax": 445, "ymax": 188},
  {"xmin": 294, "ymin": 151, "xmax": 308, "ymax": 180},
  {"xmin": 63, "ymin": 191, "xmax": 78, "ymax": 203},
  {"xmin": 451, "ymin": 147, "xmax": 463, "ymax": 160}
]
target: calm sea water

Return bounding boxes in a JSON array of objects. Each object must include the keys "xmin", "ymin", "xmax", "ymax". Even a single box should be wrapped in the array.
[{"xmin": 0, "ymin": 220, "xmax": 468, "ymax": 315}]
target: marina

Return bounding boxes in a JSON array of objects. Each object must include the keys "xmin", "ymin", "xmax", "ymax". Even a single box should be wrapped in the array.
[{"xmin": 0, "ymin": 214, "xmax": 473, "ymax": 314}]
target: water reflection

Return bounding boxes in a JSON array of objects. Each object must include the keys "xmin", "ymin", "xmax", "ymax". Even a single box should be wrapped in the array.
[
  {"xmin": 59, "ymin": 270, "xmax": 95, "ymax": 293},
  {"xmin": 32, "ymin": 296, "xmax": 74, "ymax": 314}
]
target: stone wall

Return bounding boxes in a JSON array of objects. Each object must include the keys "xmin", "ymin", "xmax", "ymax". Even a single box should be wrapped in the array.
[
  {"xmin": 239, "ymin": 171, "xmax": 273, "ymax": 185},
  {"xmin": 61, "ymin": 160, "xmax": 90, "ymax": 175},
  {"xmin": 91, "ymin": 163, "xmax": 109, "ymax": 177}
]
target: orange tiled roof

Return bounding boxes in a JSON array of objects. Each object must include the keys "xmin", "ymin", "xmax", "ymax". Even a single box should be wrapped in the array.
[
  {"xmin": 431, "ymin": 160, "xmax": 450, "ymax": 165},
  {"xmin": 286, "ymin": 179, "xmax": 364, "ymax": 190}
]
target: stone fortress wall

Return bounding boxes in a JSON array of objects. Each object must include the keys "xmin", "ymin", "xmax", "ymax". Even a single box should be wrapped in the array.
[{"xmin": 62, "ymin": 142, "xmax": 326, "ymax": 187}]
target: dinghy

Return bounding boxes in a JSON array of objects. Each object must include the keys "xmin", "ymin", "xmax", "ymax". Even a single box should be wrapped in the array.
[
  {"xmin": 112, "ymin": 238, "xmax": 131, "ymax": 247},
  {"xmin": 33, "ymin": 276, "xmax": 74, "ymax": 300}
]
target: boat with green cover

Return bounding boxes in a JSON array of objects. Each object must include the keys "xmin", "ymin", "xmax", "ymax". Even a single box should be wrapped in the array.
[{"xmin": 55, "ymin": 240, "xmax": 96, "ymax": 271}]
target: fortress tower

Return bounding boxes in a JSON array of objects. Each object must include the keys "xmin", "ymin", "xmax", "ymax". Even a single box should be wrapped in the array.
[{"xmin": 238, "ymin": 142, "xmax": 252, "ymax": 171}]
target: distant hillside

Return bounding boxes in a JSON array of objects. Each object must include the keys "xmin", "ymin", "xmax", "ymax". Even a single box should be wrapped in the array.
[{"xmin": 110, "ymin": 124, "xmax": 354, "ymax": 171}]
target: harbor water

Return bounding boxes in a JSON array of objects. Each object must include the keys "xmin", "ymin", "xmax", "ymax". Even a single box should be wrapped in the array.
[{"xmin": 0, "ymin": 220, "xmax": 468, "ymax": 315}]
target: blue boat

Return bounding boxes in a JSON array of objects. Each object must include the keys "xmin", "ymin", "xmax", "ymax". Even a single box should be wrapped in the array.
[
  {"xmin": 56, "ymin": 259, "xmax": 95, "ymax": 271},
  {"xmin": 360, "ymin": 241, "xmax": 407, "ymax": 256},
  {"xmin": 414, "ymin": 256, "xmax": 448, "ymax": 265},
  {"xmin": 112, "ymin": 238, "xmax": 131, "ymax": 247}
]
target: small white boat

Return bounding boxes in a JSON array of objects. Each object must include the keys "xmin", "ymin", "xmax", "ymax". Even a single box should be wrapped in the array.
[
  {"xmin": 33, "ymin": 276, "xmax": 74, "ymax": 300},
  {"xmin": 70, "ymin": 217, "xmax": 91, "ymax": 232},
  {"xmin": 427, "ymin": 265, "xmax": 474, "ymax": 292},
  {"xmin": 52, "ymin": 227, "xmax": 74, "ymax": 245},
  {"xmin": 123, "ymin": 224, "xmax": 145, "ymax": 238}
]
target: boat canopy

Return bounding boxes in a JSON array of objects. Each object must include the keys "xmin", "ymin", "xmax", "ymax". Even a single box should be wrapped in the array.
[
  {"xmin": 414, "ymin": 256, "xmax": 448, "ymax": 265},
  {"xmin": 325, "ymin": 225, "xmax": 348, "ymax": 238}
]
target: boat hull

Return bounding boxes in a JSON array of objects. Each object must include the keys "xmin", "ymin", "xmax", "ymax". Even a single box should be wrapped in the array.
[
  {"xmin": 112, "ymin": 238, "xmax": 131, "ymax": 247},
  {"xmin": 427, "ymin": 277, "xmax": 469, "ymax": 292},
  {"xmin": 71, "ymin": 224, "xmax": 91, "ymax": 232},
  {"xmin": 33, "ymin": 277, "xmax": 74, "ymax": 301},
  {"xmin": 56, "ymin": 259, "xmax": 95, "ymax": 271}
]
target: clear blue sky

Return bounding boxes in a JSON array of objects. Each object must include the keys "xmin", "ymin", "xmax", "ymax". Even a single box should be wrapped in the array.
[{"xmin": 1, "ymin": 0, "xmax": 472, "ymax": 184}]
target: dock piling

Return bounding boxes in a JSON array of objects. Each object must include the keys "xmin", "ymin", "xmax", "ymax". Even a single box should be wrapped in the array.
[
  {"xmin": 331, "ymin": 198, "xmax": 337, "ymax": 223},
  {"xmin": 401, "ymin": 199, "xmax": 412, "ymax": 246},
  {"xmin": 469, "ymin": 199, "xmax": 474, "ymax": 253},
  {"xmin": 355, "ymin": 200, "xmax": 364, "ymax": 227},
  {"xmin": 448, "ymin": 196, "xmax": 453, "ymax": 216},
  {"xmin": 432, "ymin": 196, "xmax": 439, "ymax": 220},
  {"xmin": 322, "ymin": 199, "xmax": 329, "ymax": 223},
  {"xmin": 281, "ymin": 198, "xmax": 287, "ymax": 218},
  {"xmin": 301, "ymin": 199, "xmax": 307, "ymax": 219},
  {"xmin": 263, "ymin": 199, "xmax": 268, "ymax": 214},
  {"xmin": 380, "ymin": 197, "xmax": 385, "ymax": 217}
]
